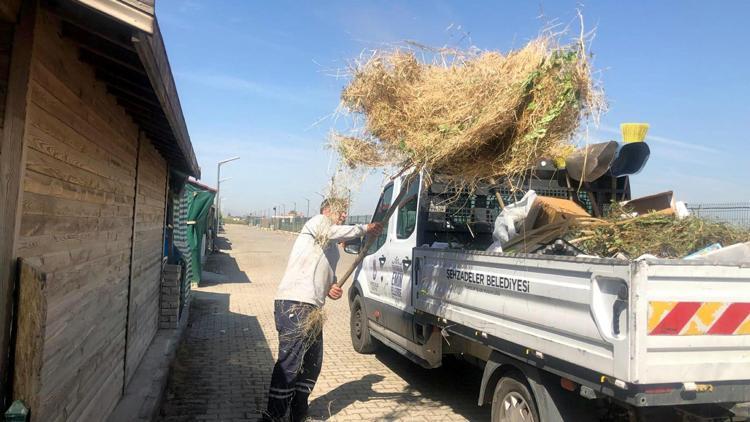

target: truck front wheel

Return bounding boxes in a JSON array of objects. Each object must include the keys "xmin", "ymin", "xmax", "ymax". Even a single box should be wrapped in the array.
[
  {"xmin": 350, "ymin": 295, "xmax": 376, "ymax": 354},
  {"xmin": 491, "ymin": 372, "xmax": 540, "ymax": 422}
]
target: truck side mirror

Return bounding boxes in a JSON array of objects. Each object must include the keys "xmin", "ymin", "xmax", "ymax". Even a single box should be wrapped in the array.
[{"xmin": 344, "ymin": 238, "xmax": 362, "ymax": 254}]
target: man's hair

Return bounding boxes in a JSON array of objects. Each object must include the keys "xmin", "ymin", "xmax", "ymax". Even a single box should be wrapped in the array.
[{"xmin": 320, "ymin": 197, "xmax": 348, "ymax": 213}]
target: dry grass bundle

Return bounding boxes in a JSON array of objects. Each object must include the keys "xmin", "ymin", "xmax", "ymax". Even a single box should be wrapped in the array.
[
  {"xmin": 313, "ymin": 169, "xmax": 364, "ymax": 246},
  {"xmin": 332, "ymin": 135, "xmax": 387, "ymax": 168},
  {"xmin": 335, "ymin": 32, "xmax": 602, "ymax": 187},
  {"xmin": 281, "ymin": 304, "xmax": 327, "ymax": 362},
  {"xmin": 569, "ymin": 208, "xmax": 750, "ymax": 258}
]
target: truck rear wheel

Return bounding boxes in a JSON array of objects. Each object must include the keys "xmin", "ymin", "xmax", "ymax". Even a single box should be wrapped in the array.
[
  {"xmin": 491, "ymin": 372, "xmax": 539, "ymax": 422},
  {"xmin": 350, "ymin": 295, "xmax": 376, "ymax": 353}
]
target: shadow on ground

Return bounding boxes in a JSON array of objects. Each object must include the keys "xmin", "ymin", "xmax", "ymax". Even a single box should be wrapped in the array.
[
  {"xmin": 214, "ymin": 235, "xmax": 233, "ymax": 251},
  {"xmin": 308, "ymin": 346, "xmax": 490, "ymax": 420},
  {"xmin": 158, "ymin": 291, "xmax": 274, "ymax": 421},
  {"xmin": 201, "ymin": 249, "xmax": 251, "ymax": 286}
]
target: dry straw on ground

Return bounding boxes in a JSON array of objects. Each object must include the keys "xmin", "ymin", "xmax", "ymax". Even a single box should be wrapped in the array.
[{"xmin": 334, "ymin": 30, "xmax": 603, "ymax": 189}]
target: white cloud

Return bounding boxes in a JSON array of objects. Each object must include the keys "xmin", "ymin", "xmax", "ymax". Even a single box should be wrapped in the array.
[
  {"xmin": 195, "ymin": 138, "xmax": 322, "ymax": 166},
  {"xmin": 176, "ymin": 71, "xmax": 323, "ymax": 106}
]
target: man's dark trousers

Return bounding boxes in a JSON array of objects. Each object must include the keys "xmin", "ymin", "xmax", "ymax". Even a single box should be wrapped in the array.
[{"xmin": 264, "ymin": 300, "xmax": 324, "ymax": 422}]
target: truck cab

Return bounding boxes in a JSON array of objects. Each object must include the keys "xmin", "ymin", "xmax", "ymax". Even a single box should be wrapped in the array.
[{"xmin": 346, "ymin": 167, "xmax": 625, "ymax": 360}]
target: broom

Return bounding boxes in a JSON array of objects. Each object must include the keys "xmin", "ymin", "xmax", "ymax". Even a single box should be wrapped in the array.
[{"xmin": 620, "ymin": 123, "xmax": 649, "ymax": 143}]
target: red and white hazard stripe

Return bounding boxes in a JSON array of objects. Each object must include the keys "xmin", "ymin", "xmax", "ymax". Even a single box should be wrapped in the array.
[{"xmin": 648, "ymin": 301, "xmax": 750, "ymax": 336}]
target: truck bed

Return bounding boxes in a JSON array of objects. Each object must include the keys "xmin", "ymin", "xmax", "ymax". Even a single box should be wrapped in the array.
[{"xmin": 412, "ymin": 248, "xmax": 750, "ymax": 386}]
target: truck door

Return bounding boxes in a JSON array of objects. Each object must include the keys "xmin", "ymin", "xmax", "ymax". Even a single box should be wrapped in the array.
[
  {"xmin": 386, "ymin": 176, "xmax": 420, "ymax": 312},
  {"xmin": 367, "ymin": 176, "xmax": 420, "ymax": 341},
  {"xmin": 359, "ymin": 183, "xmax": 394, "ymax": 312}
]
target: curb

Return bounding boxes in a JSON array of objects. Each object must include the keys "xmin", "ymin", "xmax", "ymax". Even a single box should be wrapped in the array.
[{"xmin": 108, "ymin": 295, "xmax": 192, "ymax": 421}]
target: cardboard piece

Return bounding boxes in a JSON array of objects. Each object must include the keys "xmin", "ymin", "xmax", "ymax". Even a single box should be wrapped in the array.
[
  {"xmin": 529, "ymin": 196, "xmax": 590, "ymax": 229},
  {"xmin": 621, "ymin": 191, "xmax": 675, "ymax": 216}
]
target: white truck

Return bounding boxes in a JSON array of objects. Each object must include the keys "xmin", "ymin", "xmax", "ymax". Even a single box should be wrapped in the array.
[{"xmin": 343, "ymin": 171, "xmax": 750, "ymax": 421}]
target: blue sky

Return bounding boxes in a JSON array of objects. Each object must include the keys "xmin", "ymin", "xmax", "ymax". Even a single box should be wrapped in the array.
[{"xmin": 157, "ymin": 1, "xmax": 750, "ymax": 216}]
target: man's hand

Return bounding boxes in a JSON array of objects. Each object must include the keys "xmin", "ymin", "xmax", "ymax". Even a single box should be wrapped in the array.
[
  {"xmin": 328, "ymin": 284, "xmax": 343, "ymax": 300},
  {"xmin": 365, "ymin": 222, "xmax": 384, "ymax": 236}
]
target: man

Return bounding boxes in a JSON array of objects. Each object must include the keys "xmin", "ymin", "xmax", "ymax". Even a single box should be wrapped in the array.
[{"xmin": 263, "ymin": 199, "xmax": 382, "ymax": 422}]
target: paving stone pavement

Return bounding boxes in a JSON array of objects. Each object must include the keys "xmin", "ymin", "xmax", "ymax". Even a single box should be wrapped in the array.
[{"xmin": 159, "ymin": 225, "xmax": 491, "ymax": 421}]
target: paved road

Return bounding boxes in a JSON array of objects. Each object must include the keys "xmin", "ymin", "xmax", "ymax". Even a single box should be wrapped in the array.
[{"xmin": 159, "ymin": 225, "xmax": 491, "ymax": 421}]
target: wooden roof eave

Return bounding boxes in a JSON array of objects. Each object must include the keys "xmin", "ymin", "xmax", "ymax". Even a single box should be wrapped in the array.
[
  {"xmin": 71, "ymin": 0, "xmax": 153, "ymax": 34},
  {"xmin": 51, "ymin": 0, "xmax": 200, "ymax": 179},
  {"xmin": 132, "ymin": 19, "xmax": 200, "ymax": 178}
]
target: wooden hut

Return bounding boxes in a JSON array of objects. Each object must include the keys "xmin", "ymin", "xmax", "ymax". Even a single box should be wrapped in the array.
[{"xmin": 0, "ymin": 0, "xmax": 200, "ymax": 419}]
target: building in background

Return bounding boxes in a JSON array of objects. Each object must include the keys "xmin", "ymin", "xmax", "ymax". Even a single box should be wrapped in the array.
[{"xmin": 0, "ymin": 0, "xmax": 200, "ymax": 419}]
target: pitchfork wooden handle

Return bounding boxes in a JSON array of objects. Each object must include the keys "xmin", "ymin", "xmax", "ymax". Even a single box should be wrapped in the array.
[{"xmin": 336, "ymin": 172, "xmax": 415, "ymax": 288}]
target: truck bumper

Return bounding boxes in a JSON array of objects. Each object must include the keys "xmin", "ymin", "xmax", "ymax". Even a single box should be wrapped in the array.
[{"xmin": 633, "ymin": 382, "xmax": 750, "ymax": 407}]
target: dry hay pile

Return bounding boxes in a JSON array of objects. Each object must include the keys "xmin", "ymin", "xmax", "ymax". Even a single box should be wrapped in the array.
[
  {"xmin": 334, "ymin": 33, "xmax": 602, "ymax": 187},
  {"xmin": 569, "ymin": 208, "xmax": 750, "ymax": 258}
]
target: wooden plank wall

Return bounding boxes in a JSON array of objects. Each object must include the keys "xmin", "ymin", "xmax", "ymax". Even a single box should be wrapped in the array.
[
  {"xmin": 12, "ymin": 8, "xmax": 167, "ymax": 421},
  {"xmin": 125, "ymin": 135, "xmax": 166, "ymax": 383},
  {"xmin": 0, "ymin": 2, "xmax": 33, "ymax": 405},
  {"xmin": 0, "ymin": 21, "xmax": 13, "ymax": 130}
]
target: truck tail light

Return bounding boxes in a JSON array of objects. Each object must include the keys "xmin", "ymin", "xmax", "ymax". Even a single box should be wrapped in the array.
[
  {"xmin": 560, "ymin": 377, "xmax": 577, "ymax": 392},
  {"xmin": 643, "ymin": 387, "xmax": 673, "ymax": 394}
]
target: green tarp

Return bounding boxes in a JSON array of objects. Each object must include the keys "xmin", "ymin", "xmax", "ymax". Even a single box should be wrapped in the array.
[{"xmin": 184, "ymin": 183, "xmax": 216, "ymax": 283}]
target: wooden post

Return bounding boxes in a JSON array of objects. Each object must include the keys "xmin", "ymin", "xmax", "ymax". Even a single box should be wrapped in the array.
[
  {"xmin": 0, "ymin": 0, "xmax": 36, "ymax": 406},
  {"xmin": 0, "ymin": 1, "xmax": 21, "ymax": 23},
  {"xmin": 11, "ymin": 259, "xmax": 47, "ymax": 415},
  {"xmin": 488, "ymin": 178, "xmax": 505, "ymax": 210},
  {"xmin": 159, "ymin": 165, "xmax": 170, "ymax": 308},
  {"xmin": 122, "ymin": 131, "xmax": 143, "ymax": 392}
]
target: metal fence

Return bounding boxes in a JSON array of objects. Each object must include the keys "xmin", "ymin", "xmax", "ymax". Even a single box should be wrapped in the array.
[
  {"xmin": 277, "ymin": 217, "xmax": 310, "ymax": 232},
  {"xmin": 346, "ymin": 215, "xmax": 372, "ymax": 224},
  {"xmin": 687, "ymin": 202, "xmax": 750, "ymax": 227},
  {"xmin": 245, "ymin": 215, "xmax": 373, "ymax": 232}
]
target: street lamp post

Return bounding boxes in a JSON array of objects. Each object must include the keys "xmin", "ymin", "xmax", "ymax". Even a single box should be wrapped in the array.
[
  {"xmin": 216, "ymin": 156, "xmax": 240, "ymax": 234},
  {"xmin": 217, "ymin": 177, "xmax": 232, "ymax": 228},
  {"xmin": 220, "ymin": 196, "xmax": 229, "ymax": 220},
  {"xmin": 304, "ymin": 197, "xmax": 310, "ymax": 218}
]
